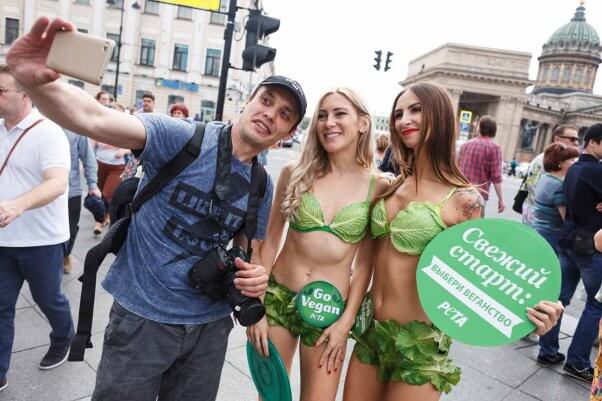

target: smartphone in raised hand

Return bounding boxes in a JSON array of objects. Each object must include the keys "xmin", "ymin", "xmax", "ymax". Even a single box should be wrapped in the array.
[{"xmin": 46, "ymin": 31, "xmax": 115, "ymax": 85}]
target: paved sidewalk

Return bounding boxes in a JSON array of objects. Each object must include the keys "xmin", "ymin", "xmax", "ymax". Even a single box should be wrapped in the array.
[{"xmin": 1, "ymin": 155, "xmax": 593, "ymax": 401}]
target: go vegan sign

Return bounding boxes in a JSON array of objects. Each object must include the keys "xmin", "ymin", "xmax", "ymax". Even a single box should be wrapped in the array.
[{"xmin": 416, "ymin": 219, "xmax": 560, "ymax": 346}]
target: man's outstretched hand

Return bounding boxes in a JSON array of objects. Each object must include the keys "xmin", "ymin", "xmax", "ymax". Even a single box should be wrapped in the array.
[{"xmin": 6, "ymin": 17, "xmax": 75, "ymax": 88}]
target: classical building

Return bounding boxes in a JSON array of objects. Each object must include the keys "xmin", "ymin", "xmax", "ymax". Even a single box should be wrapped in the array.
[
  {"xmin": 0, "ymin": 0, "xmax": 274, "ymax": 120},
  {"xmin": 401, "ymin": 2, "xmax": 602, "ymax": 160},
  {"xmin": 372, "ymin": 115, "xmax": 389, "ymax": 135}
]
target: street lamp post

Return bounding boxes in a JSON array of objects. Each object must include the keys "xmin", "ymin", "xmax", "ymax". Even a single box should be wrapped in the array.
[{"xmin": 106, "ymin": 0, "xmax": 140, "ymax": 101}]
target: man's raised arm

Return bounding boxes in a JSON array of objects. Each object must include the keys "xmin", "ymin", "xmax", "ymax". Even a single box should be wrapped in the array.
[{"xmin": 6, "ymin": 17, "xmax": 146, "ymax": 150}]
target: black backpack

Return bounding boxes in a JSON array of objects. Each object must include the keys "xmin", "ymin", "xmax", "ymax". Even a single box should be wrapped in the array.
[{"xmin": 68, "ymin": 122, "xmax": 268, "ymax": 361}]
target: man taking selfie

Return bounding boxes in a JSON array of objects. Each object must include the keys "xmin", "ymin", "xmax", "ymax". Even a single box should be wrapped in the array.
[{"xmin": 6, "ymin": 17, "xmax": 307, "ymax": 401}]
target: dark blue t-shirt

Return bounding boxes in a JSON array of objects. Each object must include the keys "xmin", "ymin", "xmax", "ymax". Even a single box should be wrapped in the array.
[{"xmin": 102, "ymin": 114, "xmax": 274, "ymax": 324}]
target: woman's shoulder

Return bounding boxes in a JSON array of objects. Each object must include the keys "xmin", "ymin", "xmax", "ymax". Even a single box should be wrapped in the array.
[{"xmin": 449, "ymin": 186, "xmax": 484, "ymax": 222}]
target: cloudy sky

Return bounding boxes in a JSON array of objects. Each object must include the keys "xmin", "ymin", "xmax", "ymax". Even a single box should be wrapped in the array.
[{"xmin": 261, "ymin": 0, "xmax": 602, "ymax": 116}]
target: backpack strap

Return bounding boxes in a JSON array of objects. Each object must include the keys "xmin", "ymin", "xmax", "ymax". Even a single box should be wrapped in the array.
[
  {"xmin": 69, "ymin": 122, "xmax": 205, "ymax": 362},
  {"xmin": 241, "ymin": 159, "xmax": 268, "ymax": 259}
]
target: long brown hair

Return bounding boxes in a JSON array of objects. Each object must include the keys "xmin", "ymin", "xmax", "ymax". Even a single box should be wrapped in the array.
[{"xmin": 386, "ymin": 82, "xmax": 470, "ymax": 196}]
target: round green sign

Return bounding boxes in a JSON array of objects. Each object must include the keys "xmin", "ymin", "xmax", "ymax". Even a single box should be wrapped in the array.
[
  {"xmin": 416, "ymin": 218, "xmax": 561, "ymax": 346},
  {"xmin": 295, "ymin": 281, "xmax": 345, "ymax": 328},
  {"xmin": 246, "ymin": 339, "xmax": 292, "ymax": 401}
]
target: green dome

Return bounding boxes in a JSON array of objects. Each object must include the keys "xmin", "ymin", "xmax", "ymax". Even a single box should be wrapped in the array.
[{"xmin": 547, "ymin": 6, "xmax": 600, "ymax": 46}]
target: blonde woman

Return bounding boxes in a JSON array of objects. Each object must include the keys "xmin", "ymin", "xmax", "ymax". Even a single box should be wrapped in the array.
[
  {"xmin": 343, "ymin": 83, "xmax": 564, "ymax": 401},
  {"xmin": 247, "ymin": 88, "xmax": 389, "ymax": 400}
]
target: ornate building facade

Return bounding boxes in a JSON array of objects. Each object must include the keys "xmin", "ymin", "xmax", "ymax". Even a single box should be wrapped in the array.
[
  {"xmin": 401, "ymin": 2, "xmax": 602, "ymax": 160},
  {"xmin": 0, "ymin": 0, "xmax": 274, "ymax": 120}
]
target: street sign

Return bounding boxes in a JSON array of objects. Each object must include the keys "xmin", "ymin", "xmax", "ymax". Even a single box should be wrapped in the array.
[
  {"xmin": 155, "ymin": 0, "xmax": 220, "ymax": 11},
  {"xmin": 459, "ymin": 110, "xmax": 472, "ymax": 124}
]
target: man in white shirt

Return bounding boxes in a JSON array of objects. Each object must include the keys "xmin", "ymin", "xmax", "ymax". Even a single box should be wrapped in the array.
[{"xmin": 0, "ymin": 65, "xmax": 73, "ymax": 393}]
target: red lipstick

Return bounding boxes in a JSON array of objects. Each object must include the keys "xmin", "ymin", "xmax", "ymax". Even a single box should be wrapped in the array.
[{"xmin": 401, "ymin": 128, "xmax": 419, "ymax": 136}]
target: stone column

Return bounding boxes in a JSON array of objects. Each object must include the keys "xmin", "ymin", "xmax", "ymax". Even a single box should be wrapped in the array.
[
  {"xmin": 494, "ymin": 96, "xmax": 525, "ymax": 159},
  {"xmin": 447, "ymin": 88, "xmax": 463, "ymax": 114}
]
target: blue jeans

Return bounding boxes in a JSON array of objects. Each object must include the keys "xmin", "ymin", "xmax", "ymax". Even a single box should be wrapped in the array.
[
  {"xmin": 539, "ymin": 249, "xmax": 602, "ymax": 369},
  {"xmin": 92, "ymin": 302, "xmax": 234, "ymax": 401},
  {"xmin": 535, "ymin": 226, "xmax": 561, "ymax": 256},
  {"xmin": 0, "ymin": 245, "xmax": 74, "ymax": 379}
]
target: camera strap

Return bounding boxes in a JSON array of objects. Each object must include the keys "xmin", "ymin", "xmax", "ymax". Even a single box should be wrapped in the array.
[
  {"xmin": 242, "ymin": 159, "xmax": 263, "ymax": 259},
  {"xmin": 212, "ymin": 124, "xmax": 267, "ymax": 260},
  {"xmin": 213, "ymin": 125, "xmax": 233, "ymax": 248}
]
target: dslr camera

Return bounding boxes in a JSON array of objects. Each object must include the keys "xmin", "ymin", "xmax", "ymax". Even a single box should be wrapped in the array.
[{"xmin": 189, "ymin": 246, "xmax": 265, "ymax": 326}]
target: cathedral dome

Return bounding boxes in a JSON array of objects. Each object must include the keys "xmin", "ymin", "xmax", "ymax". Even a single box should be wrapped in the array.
[
  {"xmin": 534, "ymin": 2, "xmax": 601, "ymax": 95},
  {"xmin": 546, "ymin": 4, "xmax": 599, "ymax": 49}
]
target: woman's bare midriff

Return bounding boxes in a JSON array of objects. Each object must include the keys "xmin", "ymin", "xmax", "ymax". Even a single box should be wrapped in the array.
[
  {"xmin": 270, "ymin": 228, "xmax": 358, "ymax": 299},
  {"xmin": 370, "ymin": 238, "xmax": 431, "ymax": 324}
]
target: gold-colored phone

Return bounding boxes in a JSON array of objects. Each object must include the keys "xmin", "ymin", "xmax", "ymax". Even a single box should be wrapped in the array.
[{"xmin": 46, "ymin": 31, "xmax": 115, "ymax": 85}]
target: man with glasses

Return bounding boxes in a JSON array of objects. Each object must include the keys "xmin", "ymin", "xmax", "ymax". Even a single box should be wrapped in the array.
[
  {"xmin": 0, "ymin": 64, "xmax": 74, "ymax": 392},
  {"xmin": 521, "ymin": 124, "xmax": 580, "ymax": 226}
]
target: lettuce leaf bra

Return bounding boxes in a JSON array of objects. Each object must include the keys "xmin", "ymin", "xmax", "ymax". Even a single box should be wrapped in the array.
[
  {"xmin": 289, "ymin": 176, "xmax": 376, "ymax": 244},
  {"xmin": 370, "ymin": 188, "xmax": 457, "ymax": 255}
]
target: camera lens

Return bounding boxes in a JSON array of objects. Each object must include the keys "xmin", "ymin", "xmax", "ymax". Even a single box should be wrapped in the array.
[{"xmin": 234, "ymin": 300, "xmax": 265, "ymax": 326}]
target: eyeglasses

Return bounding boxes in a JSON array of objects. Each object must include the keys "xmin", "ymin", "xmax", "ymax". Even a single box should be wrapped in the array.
[
  {"xmin": 0, "ymin": 86, "xmax": 23, "ymax": 95},
  {"xmin": 557, "ymin": 135, "xmax": 580, "ymax": 143}
]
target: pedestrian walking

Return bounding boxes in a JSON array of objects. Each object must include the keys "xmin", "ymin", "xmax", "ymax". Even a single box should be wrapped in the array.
[
  {"xmin": 90, "ymin": 101, "xmax": 131, "ymax": 235},
  {"xmin": 457, "ymin": 115, "xmax": 505, "ymax": 214},
  {"xmin": 0, "ymin": 64, "xmax": 74, "ymax": 393},
  {"xmin": 509, "ymin": 158, "xmax": 518, "ymax": 176},
  {"xmin": 530, "ymin": 143, "xmax": 579, "ymax": 255},
  {"xmin": 520, "ymin": 124, "xmax": 580, "ymax": 225},
  {"xmin": 63, "ymin": 129, "xmax": 101, "ymax": 273},
  {"xmin": 537, "ymin": 124, "xmax": 602, "ymax": 383}
]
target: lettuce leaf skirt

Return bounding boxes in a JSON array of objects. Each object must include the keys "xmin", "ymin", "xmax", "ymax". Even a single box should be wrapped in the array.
[
  {"xmin": 351, "ymin": 319, "xmax": 461, "ymax": 394},
  {"xmin": 264, "ymin": 275, "xmax": 324, "ymax": 347}
]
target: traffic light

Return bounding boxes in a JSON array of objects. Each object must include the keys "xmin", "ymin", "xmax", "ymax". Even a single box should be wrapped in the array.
[
  {"xmin": 373, "ymin": 50, "xmax": 382, "ymax": 71},
  {"xmin": 384, "ymin": 51, "xmax": 393, "ymax": 72},
  {"xmin": 242, "ymin": 9, "xmax": 280, "ymax": 71}
]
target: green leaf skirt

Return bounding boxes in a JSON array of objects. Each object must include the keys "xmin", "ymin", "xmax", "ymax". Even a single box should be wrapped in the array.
[
  {"xmin": 264, "ymin": 275, "xmax": 324, "ymax": 347},
  {"xmin": 351, "ymin": 319, "xmax": 461, "ymax": 394}
]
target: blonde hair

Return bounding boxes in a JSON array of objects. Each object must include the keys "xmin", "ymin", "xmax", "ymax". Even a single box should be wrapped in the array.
[{"xmin": 281, "ymin": 88, "xmax": 374, "ymax": 219}]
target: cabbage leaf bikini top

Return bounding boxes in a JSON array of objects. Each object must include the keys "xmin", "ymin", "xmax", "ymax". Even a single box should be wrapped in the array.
[
  {"xmin": 370, "ymin": 187, "xmax": 457, "ymax": 255},
  {"xmin": 289, "ymin": 175, "xmax": 376, "ymax": 244}
]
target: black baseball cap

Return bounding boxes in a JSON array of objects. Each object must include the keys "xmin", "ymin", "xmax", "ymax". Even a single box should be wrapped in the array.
[{"xmin": 256, "ymin": 75, "xmax": 307, "ymax": 124}]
